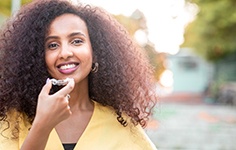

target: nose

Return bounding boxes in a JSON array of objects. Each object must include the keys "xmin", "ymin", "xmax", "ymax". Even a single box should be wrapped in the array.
[{"xmin": 59, "ymin": 43, "xmax": 73, "ymax": 59}]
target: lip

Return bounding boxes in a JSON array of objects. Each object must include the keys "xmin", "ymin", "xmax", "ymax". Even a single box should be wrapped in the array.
[{"xmin": 57, "ymin": 62, "xmax": 79, "ymax": 74}]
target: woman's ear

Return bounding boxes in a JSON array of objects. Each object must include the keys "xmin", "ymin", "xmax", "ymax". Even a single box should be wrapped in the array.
[{"xmin": 91, "ymin": 62, "xmax": 99, "ymax": 73}]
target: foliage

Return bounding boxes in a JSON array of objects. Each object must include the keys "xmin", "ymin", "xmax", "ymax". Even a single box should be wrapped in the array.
[
  {"xmin": 0, "ymin": 0, "xmax": 32, "ymax": 16},
  {"xmin": 0, "ymin": 0, "xmax": 11, "ymax": 16},
  {"xmin": 182, "ymin": 0, "xmax": 236, "ymax": 61}
]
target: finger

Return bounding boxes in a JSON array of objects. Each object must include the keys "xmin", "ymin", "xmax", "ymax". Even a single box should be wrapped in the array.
[
  {"xmin": 65, "ymin": 96, "xmax": 72, "ymax": 114},
  {"xmin": 55, "ymin": 78, "xmax": 75, "ymax": 96},
  {"xmin": 39, "ymin": 78, "xmax": 52, "ymax": 97},
  {"xmin": 68, "ymin": 106, "xmax": 72, "ymax": 115},
  {"xmin": 66, "ymin": 94, "xmax": 71, "ymax": 100}
]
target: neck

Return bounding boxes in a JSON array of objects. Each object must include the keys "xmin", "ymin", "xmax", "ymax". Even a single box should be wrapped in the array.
[{"xmin": 68, "ymin": 78, "xmax": 93, "ymax": 112}]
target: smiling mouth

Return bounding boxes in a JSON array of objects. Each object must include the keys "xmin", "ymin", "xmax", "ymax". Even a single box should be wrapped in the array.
[
  {"xmin": 58, "ymin": 63, "xmax": 78, "ymax": 70},
  {"xmin": 57, "ymin": 63, "xmax": 79, "ymax": 74}
]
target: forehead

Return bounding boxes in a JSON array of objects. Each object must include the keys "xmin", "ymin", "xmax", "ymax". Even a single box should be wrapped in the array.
[{"xmin": 47, "ymin": 13, "xmax": 88, "ymax": 35}]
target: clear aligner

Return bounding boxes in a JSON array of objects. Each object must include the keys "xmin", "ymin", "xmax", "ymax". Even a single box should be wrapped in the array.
[{"xmin": 51, "ymin": 78, "xmax": 69, "ymax": 86}]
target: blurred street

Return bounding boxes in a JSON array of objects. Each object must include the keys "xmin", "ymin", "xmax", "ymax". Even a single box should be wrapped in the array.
[{"xmin": 146, "ymin": 93, "xmax": 236, "ymax": 150}]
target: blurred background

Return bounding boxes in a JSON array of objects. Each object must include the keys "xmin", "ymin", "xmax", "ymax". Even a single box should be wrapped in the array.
[{"xmin": 1, "ymin": 0, "xmax": 236, "ymax": 149}]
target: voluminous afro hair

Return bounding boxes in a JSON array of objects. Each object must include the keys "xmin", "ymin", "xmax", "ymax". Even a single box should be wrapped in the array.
[{"xmin": 0, "ymin": 0, "xmax": 157, "ymax": 130}]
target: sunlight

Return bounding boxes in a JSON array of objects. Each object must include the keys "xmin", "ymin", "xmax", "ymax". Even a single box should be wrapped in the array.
[
  {"xmin": 78, "ymin": 0, "xmax": 196, "ymax": 54},
  {"xmin": 159, "ymin": 69, "xmax": 174, "ymax": 88},
  {"xmin": 134, "ymin": 29, "xmax": 148, "ymax": 46}
]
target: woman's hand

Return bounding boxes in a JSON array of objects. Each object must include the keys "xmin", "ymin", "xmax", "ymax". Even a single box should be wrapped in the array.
[
  {"xmin": 34, "ymin": 78, "xmax": 75, "ymax": 130},
  {"xmin": 21, "ymin": 78, "xmax": 75, "ymax": 150}
]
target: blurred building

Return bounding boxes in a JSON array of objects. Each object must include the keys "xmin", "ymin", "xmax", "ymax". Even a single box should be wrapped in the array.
[{"xmin": 166, "ymin": 48, "xmax": 214, "ymax": 94}]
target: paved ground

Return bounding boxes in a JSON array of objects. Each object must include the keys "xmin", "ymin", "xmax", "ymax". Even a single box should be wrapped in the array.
[{"xmin": 145, "ymin": 94, "xmax": 236, "ymax": 150}]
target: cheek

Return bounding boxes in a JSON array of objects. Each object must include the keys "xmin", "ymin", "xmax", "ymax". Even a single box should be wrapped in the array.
[
  {"xmin": 85, "ymin": 51, "xmax": 93, "ymax": 61},
  {"xmin": 85, "ymin": 51, "xmax": 93, "ymax": 68},
  {"xmin": 76, "ymin": 48, "xmax": 93, "ymax": 63},
  {"xmin": 45, "ymin": 52, "xmax": 55, "ymax": 69}
]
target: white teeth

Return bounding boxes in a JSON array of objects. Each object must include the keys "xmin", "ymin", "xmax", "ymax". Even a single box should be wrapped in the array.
[{"xmin": 60, "ymin": 64, "xmax": 76, "ymax": 70}]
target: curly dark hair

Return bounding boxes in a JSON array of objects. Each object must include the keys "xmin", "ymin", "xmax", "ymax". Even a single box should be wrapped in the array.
[{"xmin": 0, "ymin": 0, "xmax": 157, "ymax": 133}]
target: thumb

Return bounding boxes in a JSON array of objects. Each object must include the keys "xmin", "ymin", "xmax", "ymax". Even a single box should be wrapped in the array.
[{"xmin": 40, "ymin": 78, "xmax": 52, "ymax": 96}]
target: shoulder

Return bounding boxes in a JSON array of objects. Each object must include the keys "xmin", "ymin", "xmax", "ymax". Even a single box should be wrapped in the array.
[
  {"xmin": 0, "ymin": 109, "xmax": 30, "ymax": 128},
  {"xmin": 92, "ymin": 101, "xmax": 157, "ymax": 150},
  {"xmin": 0, "ymin": 109, "xmax": 22, "ymax": 132},
  {"xmin": 93, "ymin": 101, "xmax": 116, "ymax": 117},
  {"xmin": 0, "ymin": 109, "xmax": 30, "ymax": 149}
]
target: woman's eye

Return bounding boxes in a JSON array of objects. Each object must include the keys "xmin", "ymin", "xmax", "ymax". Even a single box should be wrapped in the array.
[
  {"xmin": 72, "ymin": 39, "xmax": 83, "ymax": 45},
  {"xmin": 48, "ymin": 43, "xmax": 58, "ymax": 49}
]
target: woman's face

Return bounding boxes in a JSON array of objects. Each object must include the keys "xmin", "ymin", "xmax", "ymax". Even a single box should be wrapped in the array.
[{"xmin": 45, "ymin": 13, "xmax": 93, "ymax": 84}]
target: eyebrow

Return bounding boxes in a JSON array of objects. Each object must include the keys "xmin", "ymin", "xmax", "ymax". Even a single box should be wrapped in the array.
[
  {"xmin": 69, "ymin": 32, "xmax": 86, "ymax": 38},
  {"xmin": 45, "ymin": 32, "xmax": 86, "ymax": 41}
]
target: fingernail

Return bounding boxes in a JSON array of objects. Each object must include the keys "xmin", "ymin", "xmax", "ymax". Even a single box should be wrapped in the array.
[{"xmin": 46, "ymin": 78, "xmax": 50, "ymax": 83}]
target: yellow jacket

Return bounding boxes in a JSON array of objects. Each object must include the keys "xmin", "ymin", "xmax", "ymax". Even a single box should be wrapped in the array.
[{"xmin": 0, "ymin": 102, "xmax": 157, "ymax": 150}]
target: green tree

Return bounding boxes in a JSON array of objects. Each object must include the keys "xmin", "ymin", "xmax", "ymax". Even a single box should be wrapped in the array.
[
  {"xmin": 0, "ymin": 0, "xmax": 32, "ymax": 25},
  {"xmin": 182, "ymin": 0, "xmax": 236, "ymax": 61},
  {"xmin": 0, "ymin": 0, "xmax": 32, "ymax": 16}
]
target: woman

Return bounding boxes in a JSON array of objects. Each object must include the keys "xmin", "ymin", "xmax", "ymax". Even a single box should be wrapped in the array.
[{"xmin": 0, "ymin": 0, "xmax": 158, "ymax": 149}]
